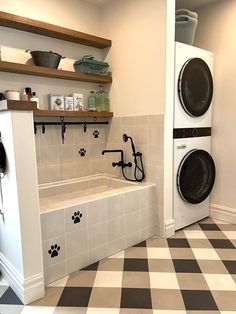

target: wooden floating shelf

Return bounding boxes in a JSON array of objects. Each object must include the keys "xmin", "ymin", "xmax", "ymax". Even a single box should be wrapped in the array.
[
  {"xmin": 0, "ymin": 11, "xmax": 111, "ymax": 49},
  {"xmin": 0, "ymin": 99, "xmax": 37, "ymax": 111},
  {"xmin": 33, "ymin": 110, "xmax": 113, "ymax": 118},
  {"xmin": 0, "ymin": 61, "xmax": 112, "ymax": 84}
]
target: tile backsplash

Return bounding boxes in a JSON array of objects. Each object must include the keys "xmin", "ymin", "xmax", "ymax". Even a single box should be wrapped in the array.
[{"xmin": 35, "ymin": 119, "xmax": 106, "ymax": 184}]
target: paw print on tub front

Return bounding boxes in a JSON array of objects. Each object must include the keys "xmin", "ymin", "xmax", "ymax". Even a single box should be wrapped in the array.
[
  {"xmin": 48, "ymin": 244, "xmax": 60, "ymax": 258},
  {"xmin": 72, "ymin": 211, "xmax": 83, "ymax": 224}
]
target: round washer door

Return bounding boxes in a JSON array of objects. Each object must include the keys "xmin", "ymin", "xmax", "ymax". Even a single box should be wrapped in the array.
[
  {"xmin": 178, "ymin": 58, "xmax": 213, "ymax": 117},
  {"xmin": 177, "ymin": 149, "xmax": 215, "ymax": 204}
]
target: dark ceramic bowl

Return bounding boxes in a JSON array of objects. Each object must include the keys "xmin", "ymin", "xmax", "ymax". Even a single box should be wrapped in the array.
[{"xmin": 26, "ymin": 50, "xmax": 65, "ymax": 69}]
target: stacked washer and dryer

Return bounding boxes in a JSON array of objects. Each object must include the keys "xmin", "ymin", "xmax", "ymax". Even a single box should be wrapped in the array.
[{"xmin": 173, "ymin": 41, "xmax": 216, "ymax": 230}]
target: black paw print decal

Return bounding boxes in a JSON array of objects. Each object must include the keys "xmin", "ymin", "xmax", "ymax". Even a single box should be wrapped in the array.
[
  {"xmin": 93, "ymin": 130, "xmax": 99, "ymax": 139},
  {"xmin": 79, "ymin": 148, "xmax": 86, "ymax": 157},
  {"xmin": 48, "ymin": 244, "xmax": 60, "ymax": 258},
  {"xmin": 72, "ymin": 211, "xmax": 83, "ymax": 224}
]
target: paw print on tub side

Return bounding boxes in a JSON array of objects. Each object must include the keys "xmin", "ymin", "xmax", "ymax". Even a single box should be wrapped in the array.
[
  {"xmin": 72, "ymin": 211, "xmax": 83, "ymax": 224},
  {"xmin": 79, "ymin": 148, "xmax": 86, "ymax": 157},
  {"xmin": 48, "ymin": 244, "xmax": 60, "ymax": 258}
]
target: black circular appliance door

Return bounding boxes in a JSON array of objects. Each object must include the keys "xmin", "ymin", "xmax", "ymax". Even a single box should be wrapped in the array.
[
  {"xmin": 177, "ymin": 149, "xmax": 215, "ymax": 204},
  {"xmin": 178, "ymin": 58, "xmax": 213, "ymax": 117}
]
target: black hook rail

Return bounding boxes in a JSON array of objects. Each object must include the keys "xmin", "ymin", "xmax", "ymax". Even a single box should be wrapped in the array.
[{"xmin": 34, "ymin": 121, "xmax": 109, "ymax": 133}]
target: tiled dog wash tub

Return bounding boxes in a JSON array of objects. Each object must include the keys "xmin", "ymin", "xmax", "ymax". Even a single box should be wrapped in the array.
[{"xmin": 39, "ymin": 175, "xmax": 157, "ymax": 284}]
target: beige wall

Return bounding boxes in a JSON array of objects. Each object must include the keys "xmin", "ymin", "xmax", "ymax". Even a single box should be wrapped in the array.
[
  {"xmin": 101, "ymin": 0, "xmax": 167, "ymax": 116},
  {"xmin": 0, "ymin": 0, "xmax": 104, "ymax": 109},
  {"xmin": 195, "ymin": 0, "xmax": 236, "ymax": 212}
]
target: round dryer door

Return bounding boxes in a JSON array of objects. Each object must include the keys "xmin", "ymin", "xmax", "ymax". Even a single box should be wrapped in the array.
[
  {"xmin": 177, "ymin": 149, "xmax": 215, "ymax": 204},
  {"xmin": 178, "ymin": 58, "xmax": 213, "ymax": 117}
]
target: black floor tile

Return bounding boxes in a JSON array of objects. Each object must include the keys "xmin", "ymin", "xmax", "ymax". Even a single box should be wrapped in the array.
[
  {"xmin": 57, "ymin": 287, "xmax": 92, "ymax": 307},
  {"xmin": 173, "ymin": 259, "xmax": 201, "ymax": 273},
  {"xmin": 199, "ymin": 223, "xmax": 221, "ymax": 231},
  {"xmin": 0, "ymin": 288, "xmax": 23, "ymax": 305},
  {"xmin": 209, "ymin": 239, "xmax": 235, "ymax": 249},
  {"xmin": 181, "ymin": 290, "xmax": 218, "ymax": 310},
  {"xmin": 167, "ymin": 238, "xmax": 190, "ymax": 248},
  {"xmin": 124, "ymin": 258, "xmax": 149, "ymax": 272},
  {"xmin": 82, "ymin": 261, "xmax": 99, "ymax": 271},
  {"xmin": 133, "ymin": 241, "xmax": 147, "ymax": 247},
  {"xmin": 223, "ymin": 260, "xmax": 236, "ymax": 274},
  {"xmin": 120, "ymin": 288, "xmax": 152, "ymax": 309}
]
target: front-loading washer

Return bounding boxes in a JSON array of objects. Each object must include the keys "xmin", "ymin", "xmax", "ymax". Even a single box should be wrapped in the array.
[
  {"xmin": 174, "ymin": 42, "xmax": 214, "ymax": 128},
  {"xmin": 173, "ymin": 127, "xmax": 215, "ymax": 230}
]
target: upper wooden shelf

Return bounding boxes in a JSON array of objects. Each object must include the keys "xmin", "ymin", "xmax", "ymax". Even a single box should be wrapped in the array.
[
  {"xmin": 0, "ymin": 61, "xmax": 112, "ymax": 84},
  {"xmin": 0, "ymin": 11, "xmax": 111, "ymax": 49},
  {"xmin": 33, "ymin": 110, "xmax": 113, "ymax": 118}
]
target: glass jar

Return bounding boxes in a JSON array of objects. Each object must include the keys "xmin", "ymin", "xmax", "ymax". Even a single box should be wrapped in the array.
[
  {"xmin": 87, "ymin": 91, "xmax": 96, "ymax": 111},
  {"xmin": 95, "ymin": 85, "xmax": 110, "ymax": 112}
]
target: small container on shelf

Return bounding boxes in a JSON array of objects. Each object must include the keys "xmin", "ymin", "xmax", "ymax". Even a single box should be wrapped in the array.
[
  {"xmin": 30, "ymin": 92, "xmax": 39, "ymax": 109},
  {"xmin": 4, "ymin": 90, "xmax": 20, "ymax": 100},
  {"xmin": 73, "ymin": 56, "xmax": 109, "ymax": 76},
  {"xmin": 69, "ymin": 93, "xmax": 83, "ymax": 111},
  {"xmin": 95, "ymin": 85, "xmax": 110, "ymax": 112},
  {"xmin": 65, "ymin": 96, "xmax": 74, "ymax": 111},
  {"xmin": 48, "ymin": 94, "xmax": 65, "ymax": 111},
  {"xmin": 87, "ymin": 91, "xmax": 97, "ymax": 112}
]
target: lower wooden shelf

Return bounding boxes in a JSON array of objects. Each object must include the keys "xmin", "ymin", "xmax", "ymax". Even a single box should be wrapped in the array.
[{"xmin": 33, "ymin": 109, "xmax": 113, "ymax": 118}]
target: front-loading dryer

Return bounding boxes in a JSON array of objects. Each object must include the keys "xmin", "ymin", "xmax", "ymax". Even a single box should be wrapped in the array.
[
  {"xmin": 173, "ymin": 127, "xmax": 215, "ymax": 230},
  {"xmin": 174, "ymin": 42, "xmax": 214, "ymax": 128}
]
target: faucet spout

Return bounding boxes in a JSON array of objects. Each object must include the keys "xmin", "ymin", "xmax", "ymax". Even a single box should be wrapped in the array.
[
  {"xmin": 102, "ymin": 149, "xmax": 131, "ymax": 168},
  {"xmin": 102, "ymin": 149, "xmax": 123, "ymax": 158}
]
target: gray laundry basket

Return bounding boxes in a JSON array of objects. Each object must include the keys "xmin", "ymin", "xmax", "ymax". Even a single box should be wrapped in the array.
[{"xmin": 175, "ymin": 9, "xmax": 198, "ymax": 45}]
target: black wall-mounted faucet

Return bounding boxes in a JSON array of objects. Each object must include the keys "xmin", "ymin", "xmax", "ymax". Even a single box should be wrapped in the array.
[{"xmin": 102, "ymin": 149, "xmax": 132, "ymax": 168}]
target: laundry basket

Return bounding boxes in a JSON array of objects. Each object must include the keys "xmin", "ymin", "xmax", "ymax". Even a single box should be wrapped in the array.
[{"xmin": 175, "ymin": 9, "xmax": 198, "ymax": 45}]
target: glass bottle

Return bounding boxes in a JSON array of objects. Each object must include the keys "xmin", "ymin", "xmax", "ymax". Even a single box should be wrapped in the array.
[
  {"xmin": 87, "ymin": 91, "xmax": 96, "ymax": 111},
  {"xmin": 95, "ymin": 85, "xmax": 110, "ymax": 112}
]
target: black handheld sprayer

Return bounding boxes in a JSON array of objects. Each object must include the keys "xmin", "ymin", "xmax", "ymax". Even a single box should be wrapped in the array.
[{"xmin": 122, "ymin": 134, "xmax": 145, "ymax": 182}]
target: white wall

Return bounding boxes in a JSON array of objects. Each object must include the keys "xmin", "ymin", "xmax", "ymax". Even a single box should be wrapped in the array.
[
  {"xmin": 101, "ymin": 0, "xmax": 167, "ymax": 116},
  {"xmin": 195, "ymin": 0, "xmax": 236, "ymax": 217}
]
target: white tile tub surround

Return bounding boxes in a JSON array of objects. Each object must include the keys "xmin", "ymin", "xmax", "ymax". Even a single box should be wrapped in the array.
[
  {"xmin": 105, "ymin": 114, "xmax": 164, "ymax": 236},
  {"xmin": 40, "ymin": 175, "xmax": 157, "ymax": 284}
]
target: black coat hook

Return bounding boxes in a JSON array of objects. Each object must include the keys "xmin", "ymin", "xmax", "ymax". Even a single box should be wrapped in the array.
[
  {"xmin": 42, "ymin": 123, "xmax": 46, "ymax": 134},
  {"xmin": 84, "ymin": 123, "xmax": 87, "ymax": 133}
]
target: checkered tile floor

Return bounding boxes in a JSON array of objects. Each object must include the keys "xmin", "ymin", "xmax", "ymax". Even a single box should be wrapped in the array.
[{"xmin": 1, "ymin": 217, "xmax": 236, "ymax": 313}]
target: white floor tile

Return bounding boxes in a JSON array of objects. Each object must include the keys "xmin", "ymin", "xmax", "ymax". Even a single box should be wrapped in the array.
[
  {"xmin": 153, "ymin": 311, "xmax": 187, "ymax": 314},
  {"xmin": 183, "ymin": 230, "xmax": 207, "ymax": 239},
  {"xmin": 0, "ymin": 305, "xmax": 23, "ymax": 314},
  {"xmin": 0, "ymin": 277, "xmax": 9, "ymax": 286},
  {"xmin": 86, "ymin": 308, "xmax": 120, "ymax": 314},
  {"xmin": 149, "ymin": 272, "xmax": 179, "ymax": 289},
  {"xmin": 108, "ymin": 251, "xmax": 124, "ymax": 259},
  {"xmin": 20, "ymin": 306, "xmax": 55, "ymax": 313},
  {"xmin": 93, "ymin": 271, "xmax": 123, "ymax": 287},
  {"xmin": 204, "ymin": 274, "xmax": 236, "ymax": 290},
  {"xmin": 192, "ymin": 248, "xmax": 220, "ymax": 260},
  {"xmin": 147, "ymin": 248, "xmax": 172, "ymax": 259},
  {"xmin": 212, "ymin": 218, "xmax": 229, "ymax": 224},
  {"xmin": 47, "ymin": 275, "xmax": 69, "ymax": 287},
  {"xmin": 222, "ymin": 231, "xmax": 236, "ymax": 239}
]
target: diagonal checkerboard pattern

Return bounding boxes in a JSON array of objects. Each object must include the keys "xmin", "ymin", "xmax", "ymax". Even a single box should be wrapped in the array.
[{"xmin": 1, "ymin": 217, "xmax": 236, "ymax": 313}]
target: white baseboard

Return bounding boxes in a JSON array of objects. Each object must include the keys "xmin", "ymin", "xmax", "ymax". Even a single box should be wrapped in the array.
[
  {"xmin": 164, "ymin": 219, "xmax": 175, "ymax": 238},
  {"xmin": 210, "ymin": 203, "xmax": 236, "ymax": 224},
  {"xmin": 0, "ymin": 253, "xmax": 45, "ymax": 304}
]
